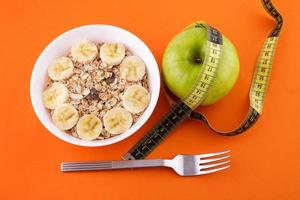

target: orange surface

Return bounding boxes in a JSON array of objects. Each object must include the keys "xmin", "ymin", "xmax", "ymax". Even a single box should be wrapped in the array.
[{"xmin": 0, "ymin": 0, "xmax": 299, "ymax": 199}]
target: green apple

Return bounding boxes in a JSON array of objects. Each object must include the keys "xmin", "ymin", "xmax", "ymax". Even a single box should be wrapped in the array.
[{"xmin": 162, "ymin": 22, "xmax": 240, "ymax": 105}]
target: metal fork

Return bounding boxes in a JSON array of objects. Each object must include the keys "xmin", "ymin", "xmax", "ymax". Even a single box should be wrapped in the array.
[{"xmin": 61, "ymin": 150, "xmax": 230, "ymax": 176}]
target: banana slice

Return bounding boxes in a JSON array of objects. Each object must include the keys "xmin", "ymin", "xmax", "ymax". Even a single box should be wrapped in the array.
[
  {"xmin": 76, "ymin": 114, "xmax": 103, "ymax": 141},
  {"xmin": 120, "ymin": 55, "xmax": 146, "ymax": 81},
  {"xmin": 71, "ymin": 40, "xmax": 98, "ymax": 63},
  {"xmin": 52, "ymin": 104, "xmax": 79, "ymax": 130},
  {"xmin": 103, "ymin": 108, "xmax": 133, "ymax": 135},
  {"xmin": 48, "ymin": 57, "xmax": 74, "ymax": 81},
  {"xmin": 122, "ymin": 85, "xmax": 150, "ymax": 114},
  {"xmin": 100, "ymin": 43, "xmax": 125, "ymax": 65},
  {"xmin": 42, "ymin": 82, "xmax": 69, "ymax": 109}
]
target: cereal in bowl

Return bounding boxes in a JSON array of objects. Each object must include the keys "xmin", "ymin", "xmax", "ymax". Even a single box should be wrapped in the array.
[{"xmin": 42, "ymin": 40, "xmax": 150, "ymax": 141}]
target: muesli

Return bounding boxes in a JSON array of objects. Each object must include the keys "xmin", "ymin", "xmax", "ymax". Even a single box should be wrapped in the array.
[{"xmin": 42, "ymin": 40, "xmax": 150, "ymax": 141}]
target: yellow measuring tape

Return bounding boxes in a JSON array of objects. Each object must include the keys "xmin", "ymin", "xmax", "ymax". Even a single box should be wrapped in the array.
[
  {"xmin": 123, "ymin": 0, "xmax": 283, "ymax": 160},
  {"xmin": 186, "ymin": 0, "xmax": 283, "ymax": 136}
]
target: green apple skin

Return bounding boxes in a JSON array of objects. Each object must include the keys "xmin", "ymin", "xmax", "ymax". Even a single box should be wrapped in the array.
[{"xmin": 162, "ymin": 22, "xmax": 240, "ymax": 105}]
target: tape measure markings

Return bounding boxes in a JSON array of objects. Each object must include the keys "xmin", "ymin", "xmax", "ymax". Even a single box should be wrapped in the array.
[
  {"xmin": 250, "ymin": 36, "xmax": 278, "ymax": 114},
  {"xmin": 183, "ymin": 26, "xmax": 223, "ymax": 110},
  {"xmin": 123, "ymin": 101, "xmax": 192, "ymax": 160}
]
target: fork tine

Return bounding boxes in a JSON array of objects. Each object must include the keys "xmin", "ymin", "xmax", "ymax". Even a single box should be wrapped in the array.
[
  {"xmin": 199, "ymin": 165, "xmax": 230, "ymax": 175},
  {"xmin": 200, "ymin": 155, "xmax": 231, "ymax": 164},
  {"xmin": 200, "ymin": 160, "xmax": 230, "ymax": 170},
  {"xmin": 198, "ymin": 150, "xmax": 230, "ymax": 159}
]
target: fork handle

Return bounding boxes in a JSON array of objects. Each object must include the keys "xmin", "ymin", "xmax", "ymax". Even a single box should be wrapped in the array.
[
  {"xmin": 61, "ymin": 159, "xmax": 166, "ymax": 172},
  {"xmin": 112, "ymin": 159, "xmax": 165, "ymax": 169}
]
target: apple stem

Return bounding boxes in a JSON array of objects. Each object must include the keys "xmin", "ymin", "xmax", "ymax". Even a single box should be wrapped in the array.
[{"xmin": 195, "ymin": 58, "xmax": 202, "ymax": 64}]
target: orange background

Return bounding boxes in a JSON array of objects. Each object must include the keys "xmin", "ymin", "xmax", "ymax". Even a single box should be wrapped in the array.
[{"xmin": 0, "ymin": 0, "xmax": 299, "ymax": 199}]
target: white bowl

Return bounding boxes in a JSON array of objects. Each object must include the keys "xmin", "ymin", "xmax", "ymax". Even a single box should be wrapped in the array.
[{"xmin": 30, "ymin": 25, "xmax": 160, "ymax": 147}]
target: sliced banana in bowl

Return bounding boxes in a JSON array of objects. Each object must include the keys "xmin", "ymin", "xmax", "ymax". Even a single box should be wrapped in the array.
[
  {"xmin": 120, "ymin": 55, "xmax": 146, "ymax": 81},
  {"xmin": 76, "ymin": 115, "xmax": 103, "ymax": 141},
  {"xmin": 103, "ymin": 108, "xmax": 133, "ymax": 135},
  {"xmin": 71, "ymin": 40, "xmax": 98, "ymax": 63},
  {"xmin": 122, "ymin": 84, "xmax": 150, "ymax": 114},
  {"xmin": 48, "ymin": 57, "xmax": 74, "ymax": 81},
  {"xmin": 31, "ymin": 25, "xmax": 160, "ymax": 146},
  {"xmin": 100, "ymin": 43, "xmax": 125, "ymax": 65},
  {"xmin": 52, "ymin": 104, "xmax": 79, "ymax": 131},
  {"xmin": 42, "ymin": 82, "xmax": 69, "ymax": 109}
]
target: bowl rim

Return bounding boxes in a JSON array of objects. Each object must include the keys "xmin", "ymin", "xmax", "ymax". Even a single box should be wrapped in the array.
[{"xmin": 30, "ymin": 24, "xmax": 160, "ymax": 147}]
